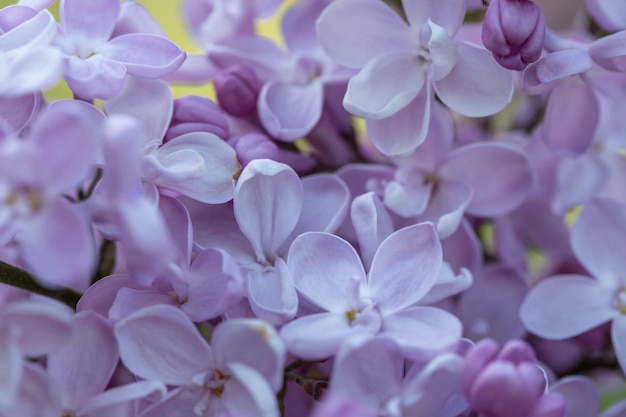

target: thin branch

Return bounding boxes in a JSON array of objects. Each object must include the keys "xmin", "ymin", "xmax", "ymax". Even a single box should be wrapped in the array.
[{"xmin": 0, "ymin": 260, "xmax": 81, "ymax": 309}]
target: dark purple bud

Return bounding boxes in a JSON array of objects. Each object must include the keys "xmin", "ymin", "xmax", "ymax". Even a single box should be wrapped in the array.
[
  {"xmin": 227, "ymin": 133, "xmax": 281, "ymax": 167},
  {"xmin": 165, "ymin": 95, "xmax": 229, "ymax": 142},
  {"xmin": 214, "ymin": 65, "xmax": 261, "ymax": 118},
  {"xmin": 463, "ymin": 339, "xmax": 565, "ymax": 417},
  {"xmin": 482, "ymin": 0, "xmax": 546, "ymax": 70}
]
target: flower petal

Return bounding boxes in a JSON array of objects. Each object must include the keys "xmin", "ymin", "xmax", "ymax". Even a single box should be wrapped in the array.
[
  {"xmin": 234, "ymin": 159, "xmax": 302, "ymax": 262},
  {"xmin": 47, "ymin": 311, "xmax": 119, "ymax": 410},
  {"xmin": 434, "ymin": 42, "xmax": 513, "ymax": 117},
  {"xmin": 520, "ymin": 275, "xmax": 617, "ymax": 339},
  {"xmin": 114, "ymin": 305, "xmax": 213, "ymax": 385},
  {"xmin": 366, "ymin": 84, "xmax": 432, "ymax": 156},
  {"xmin": 344, "ymin": 53, "xmax": 425, "ymax": 119},
  {"xmin": 401, "ymin": 0, "xmax": 466, "ymax": 36},
  {"xmin": 100, "ymin": 33, "xmax": 185, "ymax": 78},
  {"xmin": 60, "ymin": 0, "xmax": 119, "ymax": 43},
  {"xmin": 316, "ymin": 0, "xmax": 413, "ymax": 69},
  {"xmin": 258, "ymin": 80, "xmax": 323, "ymax": 141},
  {"xmin": 368, "ymin": 223, "xmax": 442, "ymax": 313},
  {"xmin": 247, "ymin": 258, "xmax": 298, "ymax": 326},
  {"xmin": 288, "ymin": 232, "xmax": 366, "ymax": 312},
  {"xmin": 571, "ymin": 198, "xmax": 626, "ymax": 286}
]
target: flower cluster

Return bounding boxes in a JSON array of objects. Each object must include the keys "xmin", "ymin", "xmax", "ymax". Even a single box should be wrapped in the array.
[{"xmin": 1, "ymin": 0, "xmax": 626, "ymax": 416}]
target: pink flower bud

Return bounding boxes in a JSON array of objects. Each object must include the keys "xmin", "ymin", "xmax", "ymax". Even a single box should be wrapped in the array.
[
  {"xmin": 482, "ymin": 0, "xmax": 546, "ymax": 70},
  {"xmin": 463, "ymin": 339, "xmax": 566, "ymax": 417},
  {"xmin": 214, "ymin": 65, "xmax": 261, "ymax": 117},
  {"xmin": 228, "ymin": 133, "xmax": 281, "ymax": 167},
  {"xmin": 165, "ymin": 95, "xmax": 229, "ymax": 142}
]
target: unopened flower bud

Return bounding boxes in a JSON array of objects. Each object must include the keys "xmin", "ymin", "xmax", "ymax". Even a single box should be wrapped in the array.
[
  {"xmin": 214, "ymin": 65, "xmax": 261, "ymax": 117},
  {"xmin": 165, "ymin": 95, "xmax": 229, "ymax": 142},
  {"xmin": 228, "ymin": 133, "xmax": 281, "ymax": 167},
  {"xmin": 463, "ymin": 339, "xmax": 566, "ymax": 417},
  {"xmin": 482, "ymin": 0, "xmax": 546, "ymax": 70}
]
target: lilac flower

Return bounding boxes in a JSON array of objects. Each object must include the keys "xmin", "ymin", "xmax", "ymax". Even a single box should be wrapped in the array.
[
  {"xmin": 280, "ymin": 222, "xmax": 461, "ymax": 360},
  {"xmin": 520, "ymin": 198, "xmax": 626, "ymax": 374},
  {"xmin": 586, "ymin": 0, "xmax": 626, "ymax": 31},
  {"xmin": 0, "ymin": 299, "xmax": 72, "ymax": 408},
  {"xmin": 328, "ymin": 337, "xmax": 467, "ymax": 417},
  {"xmin": 318, "ymin": 0, "xmax": 514, "ymax": 154},
  {"xmin": 103, "ymin": 78, "xmax": 240, "ymax": 205},
  {"xmin": 0, "ymin": 6, "xmax": 63, "ymax": 97},
  {"xmin": 0, "ymin": 100, "xmax": 99, "ymax": 289},
  {"xmin": 188, "ymin": 159, "xmax": 349, "ymax": 325},
  {"xmin": 115, "ymin": 305, "xmax": 285, "ymax": 417},
  {"xmin": 482, "ymin": 0, "xmax": 546, "ymax": 70},
  {"xmin": 54, "ymin": 0, "xmax": 185, "ymax": 100},
  {"xmin": 463, "ymin": 339, "xmax": 566, "ymax": 417}
]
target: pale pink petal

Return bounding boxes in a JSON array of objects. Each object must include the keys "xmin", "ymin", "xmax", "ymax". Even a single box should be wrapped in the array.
[
  {"xmin": 434, "ymin": 42, "xmax": 514, "ymax": 117},
  {"xmin": 571, "ymin": 199, "xmax": 626, "ymax": 286},
  {"xmin": 148, "ymin": 132, "xmax": 239, "ymax": 204},
  {"xmin": 520, "ymin": 275, "xmax": 617, "ymax": 339},
  {"xmin": 19, "ymin": 198, "xmax": 94, "ymax": 291},
  {"xmin": 586, "ymin": 0, "xmax": 626, "ymax": 31},
  {"xmin": 114, "ymin": 305, "xmax": 213, "ymax": 385},
  {"xmin": 258, "ymin": 80, "xmax": 324, "ymax": 141},
  {"xmin": 223, "ymin": 363, "xmax": 279, "ymax": 417},
  {"xmin": 47, "ymin": 311, "xmax": 118, "ymax": 410},
  {"xmin": 523, "ymin": 49, "xmax": 593, "ymax": 95},
  {"xmin": 613, "ymin": 315, "xmax": 626, "ymax": 375},
  {"xmin": 344, "ymin": 53, "xmax": 425, "ymax": 119},
  {"xmin": 76, "ymin": 274, "xmax": 140, "ymax": 316},
  {"xmin": 316, "ymin": 0, "xmax": 413, "ymax": 69},
  {"xmin": 211, "ymin": 319, "xmax": 285, "ymax": 392},
  {"xmin": 234, "ymin": 159, "xmax": 302, "ymax": 262},
  {"xmin": 2, "ymin": 300, "xmax": 72, "ymax": 357},
  {"xmin": 368, "ymin": 223, "xmax": 442, "ymax": 313},
  {"xmin": 279, "ymin": 312, "xmax": 359, "ymax": 360},
  {"xmin": 366, "ymin": 84, "xmax": 432, "ymax": 156},
  {"xmin": 589, "ymin": 30, "xmax": 626, "ymax": 71},
  {"xmin": 103, "ymin": 77, "xmax": 173, "ymax": 141},
  {"xmin": 182, "ymin": 248, "xmax": 244, "ymax": 322},
  {"xmin": 108, "ymin": 288, "xmax": 176, "ymax": 322},
  {"xmin": 60, "ymin": 0, "xmax": 119, "ymax": 43},
  {"xmin": 289, "ymin": 173, "xmax": 350, "ymax": 238},
  {"xmin": 439, "ymin": 142, "xmax": 534, "ymax": 217},
  {"xmin": 246, "ymin": 258, "xmax": 298, "ymax": 325},
  {"xmin": 77, "ymin": 381, "xmax": 167, "ymax": 417},
  {"xmin": 351, "ymin": 192, "xmax": 394, "ymax": 270},
  {"xmin": 420, "ymin": 179, "xmax": 472, "ymax": 238},
  {"xmin": 330, "ymin": 337, "xmax": 403, "ymax": 411},
  {"xmin": 100, "ymin": 33, "xmax": 185, "ymax": 78},
  {"xmin": 550, "ymin": 376, "xmax": 600, "ymax": 417},
  {"xmin": 381, "ymin": 306, "xmax": 462, "ymax": 355},
  {"xmin": 543, "ymin": 76, "xmax": 599, "ymax": 156},
  {"xmin": 401, "ymin": 0, "xmax": 466, "ymax": 35},
  {"xmin": 288, "ymin": 232, "xmax": 366, "ymax": 312},
  {"xmin": 65, "ymin": 55, "xmax": 127, "ymax": 100},
  {"xmin": 0, "ymin": 336, "xmax": 21, "ymax": 408},
  {"xmin": 140, "ymin": 387, "xmax": 204, "ymax": 417}
]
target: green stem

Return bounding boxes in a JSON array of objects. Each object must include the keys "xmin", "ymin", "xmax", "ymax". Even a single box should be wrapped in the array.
[{"xmin": 0, "ymin": 260, "xmax": 81, "ymax": 309}]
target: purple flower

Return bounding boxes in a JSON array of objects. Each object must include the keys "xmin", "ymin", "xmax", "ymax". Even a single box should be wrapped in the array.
[
  {"xmin": 482, "ymin": 0, "xmax": 546, "ymax": 70},
  {"xmin": 463, "ymin": 339, "xmax": 566, "ymax": 417},
  {"xmin": 54, "ymin": 0, "xmax": 185, "ymax": 100}
]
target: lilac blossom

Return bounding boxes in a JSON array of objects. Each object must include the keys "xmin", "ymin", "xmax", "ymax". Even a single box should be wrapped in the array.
[
  {"xmin": 115, "ymin": 305, "xmax": 285, "ymax": 417},
  {"xmin": 520, "ymin": 198, "xmax": 626, "ymax": 374},
  {"xmin": 279, "ymin": 222, "xmax": 461, "ymax": 360},
  {"xmin": 328, "ymin": 337, "xmax": 467, "ymax": 417},
  {"xmin": 54, "ymin": 0, "xmax": 185, "ymax": 100},
  {"xmin": 0, "ymin": 100, "xmax": 99, "ymax": 290},
  {"xmin": 0, "ymin": 6, "xmax": 63, "ymax": 97},
  {"xmin": 463, "ymin": 339, "xmax": 566, "ymax": 417},
  {"xmin": 318, "ymin": 0, "xmax": 514, "ymax": 155}
]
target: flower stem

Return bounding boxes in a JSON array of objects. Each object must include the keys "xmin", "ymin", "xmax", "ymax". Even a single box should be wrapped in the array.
[{"xmin": 0, "ymin": 260, "xmax": 81, "ymax": 309}]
